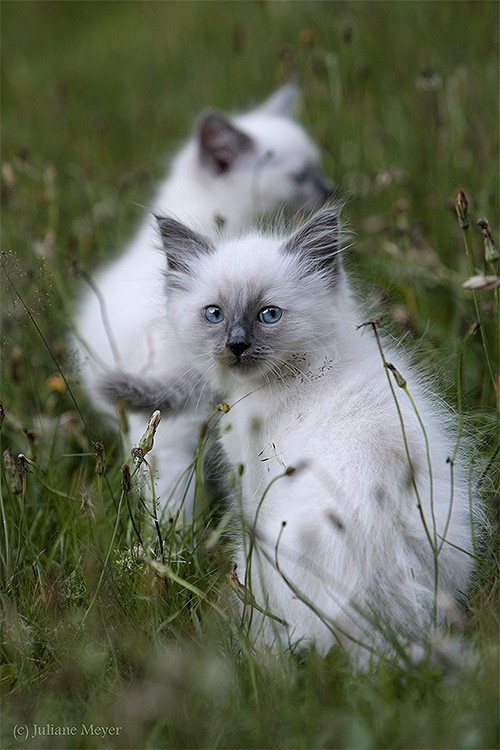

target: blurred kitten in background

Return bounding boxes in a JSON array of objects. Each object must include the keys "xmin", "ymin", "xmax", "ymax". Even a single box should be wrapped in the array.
[{"xmin": 73, "ymin": 84, "xmax": 334, "ymax": 516}]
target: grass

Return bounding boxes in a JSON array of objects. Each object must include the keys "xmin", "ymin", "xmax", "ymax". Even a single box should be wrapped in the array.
[{"xmin": 1, "ymin": 2, "xmax": 499, "ymax": 748}]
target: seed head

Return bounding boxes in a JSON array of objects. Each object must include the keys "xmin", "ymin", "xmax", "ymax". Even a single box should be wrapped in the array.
[
  {"xmin": 386, "ymin": 362, "xmax": 407, "ymax": 388},
  {"xmin": 17, "ymin": 454, "xmax": 31, "ymax": 475},
  {"xmin": 3, "ymin": 448, "xmax": 22, "ymax": 494},
  {"xmin": 476, "ymin": 217, "xmax": 499, "ymax": 265},
  {"xmin": 227, "ymin": 565, "xmax": 256, "ymax": 606},
  {"xmin": 455, "ymin": 189, "xmax": 469, "ymax": 229},
  {"xmin": 462, "ymin": 276, "xmax": 500, "ymax": 289},
  {"xmin": 137, "ymin": 410, "xmax": 161, "ymax": 457},
  {"xmin": 462, "ymin": 275, "xmax": 500, "ymax": 290},
  {"xmin": 93, "ymin": 440, "xmax": 106, "ymax": 475}
]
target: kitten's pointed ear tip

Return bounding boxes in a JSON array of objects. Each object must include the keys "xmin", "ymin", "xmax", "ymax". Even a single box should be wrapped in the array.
[
  {"xmin": 260, "ymin": 81, "xmax": 301, "ymax": 118},
  {"xmin": 154, "ymin": 214, "xmax": 192, "ymax": 244},
  {"xmin": 154, "ymin": 213, "xmax": 175, "ymax": 234}
]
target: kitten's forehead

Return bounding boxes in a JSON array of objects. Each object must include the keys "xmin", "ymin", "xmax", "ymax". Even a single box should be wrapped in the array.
[
  {"xmin": 235, "ymin": 114, "xmax": 320, "ymax": 161},
  {"xmin": 197, "ymin": 234, "xmax": 287, "ymax": 295}
]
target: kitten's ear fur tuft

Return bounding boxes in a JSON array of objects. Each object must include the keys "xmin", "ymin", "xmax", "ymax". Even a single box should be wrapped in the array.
[
  {"xmin": 197, "ymin": 111, "xmax": 254, "ymax": 174},
  {"xmin": 283, "ymin": 207, "xmax": 343, "ymax": 280},
  {"xmin": 156, "ymin": 216, "xmax": 213, "ymax": 282},
  {"xmin": 256, "ymin": 83, "xmax": 300, "ymax": 119}
]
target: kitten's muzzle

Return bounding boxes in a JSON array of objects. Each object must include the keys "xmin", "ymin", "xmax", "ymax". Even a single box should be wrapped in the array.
[
  {"xmin": 225, "ymin": 324, "xmax": 251, "ymax": 359},
  {"xmin": 226, "ymin": 338, "xmax": 251, "ymax": 358}
]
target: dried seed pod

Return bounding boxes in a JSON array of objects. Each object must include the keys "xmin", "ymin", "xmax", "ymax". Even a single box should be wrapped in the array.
[
  {"xmin": 93, "ymin": 440, "xmax": 106, "ymax": 475},
  {"xmin": 455, "ymin": 189, "xmax": 469, "ymax": 229},
  {"xmin": 386, "ymin": 362, "xmax": 407, "ymax": 388},
  {"xmin": 137, "ymin": 410, "xmax": 161, "ymax": 458},
  {"xmin": 477, "ymin": 217, "xmax": 499, "ymax": 265},
  {"xmin": 3, "ymin": 448, "xmax": 22, "ymax": 494},
  {"xmin": 462, "ymin": 275, "xmax": 500, "ymax": 290}
]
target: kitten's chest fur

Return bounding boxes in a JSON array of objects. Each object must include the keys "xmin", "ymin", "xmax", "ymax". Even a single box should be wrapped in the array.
[
  {"xmin": 219, "ymin": 344, "xmax": 411, "ymax": 517},
  {"xmin": 220, "ymin": 361, "xmax": 341, "ymax": 511}
]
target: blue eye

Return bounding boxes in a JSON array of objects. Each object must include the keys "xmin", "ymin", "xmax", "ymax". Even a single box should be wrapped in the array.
[
  {"xmin": 293, "ymin": 170, "xmax": 308, "ymax": 185},
  {"xmin": 204, "ymin": 306, "xmax": 224, "ymax": 324},
  {"xmin": 259, "ymin": 306, "xmax": 282, "ymax": 324}
]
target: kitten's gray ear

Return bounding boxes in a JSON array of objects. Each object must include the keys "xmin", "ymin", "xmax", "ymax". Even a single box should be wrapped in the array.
[
  {"xmin": 197, "ymin": 111, "xmax": 254, "ymax": 174},
  {"xmin": 283, "ymin": 208, "xmax": 343, "ymax": 280},
  {"xmin": 156, "ymin": 216, "xmax": 214, "ymax": 280},
  {"xmin": 255, "ymin": 83, "xmax": 300, "ymax": 119}
]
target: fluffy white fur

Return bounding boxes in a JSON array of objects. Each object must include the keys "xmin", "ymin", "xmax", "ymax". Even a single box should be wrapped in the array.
[
  {"xmin": 162, "ymin": 208, "xmax": 475, "ymax": 657},
  {"xmin": 73, "ymin": 85, "xmax": 332, "ymax": 513}
]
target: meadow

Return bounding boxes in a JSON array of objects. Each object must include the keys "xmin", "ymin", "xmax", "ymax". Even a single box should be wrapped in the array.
[{"xmin": 1, "ymin": 2, "xmax": 499, "ymax": 748}]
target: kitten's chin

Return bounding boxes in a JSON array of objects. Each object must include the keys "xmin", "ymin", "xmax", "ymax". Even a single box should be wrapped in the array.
[{"xmin": 216, "ymin": 354, "xmax": 269, "ymax": 385}]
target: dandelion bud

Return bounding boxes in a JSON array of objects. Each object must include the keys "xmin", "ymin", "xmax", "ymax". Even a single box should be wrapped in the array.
[
  {"xmin": 476, "ymin": 218, "xmax": 499, "ymax": 265},
  {"xmin": 3, "ymin": 449, "xmax": 22, "ymax": 494},
  {"xmin": 17, "ymin": 454, "xmax": 31, "ymax": 475},
  {"xmin": 227, "ymin": 565, "xmax": 255, "ymax": 606},
  {"xmin": 121, "ymin": 463, "xmax": 132, "ymax": 493},
  {"xmin": 137, "ymin": 410, "xmax": 161, "ymax": 457},
  {"xmin": 386, "ymin": 362, "xmax": 407, "ymax": 388},
  {"xmin": 455, "ymin": 189, "xmax": 469, "ymax": 229},
  {"xmin": 93, "ymin": 440, "xmax": 106, "ymax": 475}
]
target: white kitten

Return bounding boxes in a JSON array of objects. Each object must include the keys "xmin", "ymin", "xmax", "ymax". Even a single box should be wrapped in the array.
[
  {"xmin": 156, "ymin": 208, "xmax": 475, "ymax": 657},
  {"xmin": 73, "ymin": 85, "xmax": 333, "ymax": 514}
]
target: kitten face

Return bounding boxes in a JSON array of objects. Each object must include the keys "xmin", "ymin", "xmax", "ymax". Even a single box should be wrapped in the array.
[
  {"xmin": 159, "ymin": 210, "xmax": 344, "ymax": 388},
  {"xmin": 196, "ymin": 84, "xmax": 334, "ymax": 221},
  {"xmin": 235, "ymin": 116, "xmax": 334, "ymax": 216}
]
